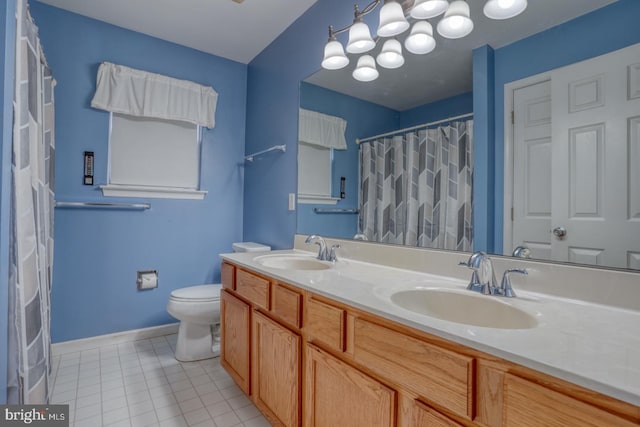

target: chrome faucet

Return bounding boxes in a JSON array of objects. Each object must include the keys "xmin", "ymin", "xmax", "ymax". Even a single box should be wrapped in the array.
[
  {"xmin": 305, "ymin": 235, "xmax": 329, "ymax": 261},
  {"xmin": 459, "ymin": 251, "xmax": 498, "ymax": 295},
  {"xmin": 500, "ymin": 268, "xmax": 527, "ymax": 297},
  {"xmin": 459, "ymin": 252, "xmax": 525, "ymax": 297},
  {"xmin": 512, "ymin": 245, "xmax": 532, "ymax": 258}
]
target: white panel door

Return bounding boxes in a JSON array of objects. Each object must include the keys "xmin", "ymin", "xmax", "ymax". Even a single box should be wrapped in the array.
[
  {"xmin": 551, "ymin": 44, "xmax": 640, "ymax": 268},
  {"xmin": 512, "ymin": 81, "xmax": 553, "ymax": 260}
]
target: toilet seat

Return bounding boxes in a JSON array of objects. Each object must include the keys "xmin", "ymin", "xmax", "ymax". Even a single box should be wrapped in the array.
[{"xmin": 170, "ymin": 284, "xmax": 221, "ymax": 302}]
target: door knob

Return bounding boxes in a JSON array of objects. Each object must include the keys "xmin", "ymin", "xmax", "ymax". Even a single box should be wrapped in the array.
[{"xmin": 552, "ymin": 226, "xmax": 567, "ymax": 238}]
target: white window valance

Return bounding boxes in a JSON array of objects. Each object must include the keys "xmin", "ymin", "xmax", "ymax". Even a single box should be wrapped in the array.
[
  {"xmin": 91, "ymin": 62, "xmax": 218, "ymax": 128},
  {"xmin": 299, "ymin": 108, "xmax": 347, "ymax": 150}
]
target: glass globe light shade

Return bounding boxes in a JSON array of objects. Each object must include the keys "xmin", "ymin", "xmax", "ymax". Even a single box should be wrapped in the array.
[
  {"xmin": 410, "ymin": 0, "xmax": 449, "ymax": 19},
  {"xmin": 483, "ymin": 0, "xmax": 527, "ymax": 20},
  {"xmin": 404, "ymin": 21, "xmax": 436, "ymax": 55},
  {"xmin": 376, "ymin": 39, "xmax": 405, "ymax": 69},
  {"xmin": 437, "ymin": 0, "xmax": 473, "ymax": 39},
  {"xmin": 347, "ymin": 20, "xmax": 375, "ymax": 54},
  {"xmin": 352, "ymin": 55, "xmax": 379, "ymax": 82},
  {"xmin": 321, "ymin": 38, "xmax": 349, "ymax": 70},
  {"xmin": 377, "ymin": 0, "xmax": 410, "ymax": 37}
]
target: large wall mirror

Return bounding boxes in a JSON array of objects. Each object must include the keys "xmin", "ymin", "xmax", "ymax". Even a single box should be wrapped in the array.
[{"xmin": 297, "ymin": 0, "xmax": 640, "ymax": 272}]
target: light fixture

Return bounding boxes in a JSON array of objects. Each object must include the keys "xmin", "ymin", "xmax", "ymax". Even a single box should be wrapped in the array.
[
  {"xmin": 437, "ymin": 0, "xmax": 474, "ymax": 39},
  {"xmin": 353, "ymin": 55, "xmax": 379, "ymax": 82},
  {"xmin": 321, "ymin": 28, "xmax": 349, "ymax": 70},
  {"xmin": 483, "ymin": 0, "xmax": 527, "ymax": 20},
  {"xmin": 377, "ymin": 39, "xmax": 405, "ymax": 69},
  {"xmin": 347, "ymin": 17, "xmax": 375, "ymax": 53},
  {"xmin": 377, "ymin": 0, "xmax": 410, "ymax": 37},
  {"xmin": 404, "ymin": 21, "xmax": 436, "ymax": 55},
  {"xmin": 410, "ymin": 0, "xmax": 449, "ymax": 19},
  {"xmin": 322, "ymin": 0, "xmax": 526, "ymax": 81}
]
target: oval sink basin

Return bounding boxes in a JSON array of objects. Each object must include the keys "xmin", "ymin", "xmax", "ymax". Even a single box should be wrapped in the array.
[
  {"xmin": 390, "ymin": 289, "xmax": 537, "ymax": 329},
  {"xmin": 255, "ymin": 254, "xmax": 331, "ymax": 271}
]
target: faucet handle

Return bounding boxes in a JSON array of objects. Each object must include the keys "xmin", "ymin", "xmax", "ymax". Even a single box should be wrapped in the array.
[
  {"xmin": 500, "ymin": 268, "xmax": 527, "ymax": 298},
  {"xmin": 328, "ymin": 244, "xmax": 341, "ymax": 262}
]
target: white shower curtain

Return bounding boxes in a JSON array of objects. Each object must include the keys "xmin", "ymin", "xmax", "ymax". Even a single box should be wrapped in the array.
[
  {"xmin": 359, "ymin": 120, "xmax": 473, "ymax": 251},
  {"xmin": 7, "ymin": 0, "xmax": 56, "ymax": 404}
]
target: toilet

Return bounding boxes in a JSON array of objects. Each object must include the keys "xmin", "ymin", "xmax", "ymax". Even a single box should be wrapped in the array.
[{"xmin": 166, "ymin": 242, "xmax": 270, "ymax": 362}]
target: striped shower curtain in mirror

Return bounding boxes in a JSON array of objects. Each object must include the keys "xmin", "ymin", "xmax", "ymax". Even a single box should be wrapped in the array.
[
  {"xmin": 7, "ymin": 0, "xmax": 56, "ymax": 404},
  {"xmin": 358, "ymin": 120, "xmax": 473, "ymax": 251}
]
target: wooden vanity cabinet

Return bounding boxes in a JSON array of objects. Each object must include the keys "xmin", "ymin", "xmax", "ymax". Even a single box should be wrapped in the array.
[
  {"xmin": 252, "ymin": 311, "xmax": 301, "ymax": 427},
  {"xmin": 220, "ymin": 290, "xmax": 251, "ymax": 394},
  {"xmin": 352, "ymin": 316, "xmax": 474, "ymax": 420},
  {"xmin": 220, "ymin": 267, "xmax": 303, "ymax": 427},
  {"xmin": 220, "ymin": 262, "xmax": 640, "ymax": 427},
  {"xmin": 305, "ymin": 344, "xmax": 396, "ymax": 427}
]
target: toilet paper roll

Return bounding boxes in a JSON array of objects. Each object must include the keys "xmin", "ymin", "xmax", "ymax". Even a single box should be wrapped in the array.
[{"xmin": 138, "ymin": 271, "xmax": 158, "ymax": 290}]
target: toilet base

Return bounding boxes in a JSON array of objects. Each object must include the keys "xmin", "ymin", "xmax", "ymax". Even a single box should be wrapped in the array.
[{"xmin": 174, "ymin": 321, "xmax": 220, "ymax": 362}]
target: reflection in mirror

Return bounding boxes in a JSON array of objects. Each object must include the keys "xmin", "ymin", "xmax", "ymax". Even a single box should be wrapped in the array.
[{"xmin": 297, "ymin": 0, "xmax": 640, "ymax": 271}]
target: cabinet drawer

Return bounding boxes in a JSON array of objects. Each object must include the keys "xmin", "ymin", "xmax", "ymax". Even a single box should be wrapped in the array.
[
  {"xmin": 305, "ymin": 296, "xmax": 345, "ymax": 352},
  {"xmin": 413, "ymin": 401, "xmax": 463, "ymax": 427},
  {"xmin": 503, "ymin": 374, "xmax": 637, "ymax": 427},
  {"xmin": 236, "ymin": 269, "xmax": 270, "ymax": 310},
  {"xmin": 272, "ymin": 283, "xmax": 302, "ymax": 329},
  {"xmin": 221, "ymin": 262, "xmax": 235, "ymax": 290},
  {"xmin": 353, "ymin": 317, "xmax": 474, "ymax": 420}
]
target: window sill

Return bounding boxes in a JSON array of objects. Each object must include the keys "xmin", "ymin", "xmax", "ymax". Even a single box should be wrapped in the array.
[
  {"xmin": 298, "ymin": 194, "xmax": 341, "ymax": 205},
  {"xmin": 100, "ymin": 184, "xmax": 207, "ymax": 200}
]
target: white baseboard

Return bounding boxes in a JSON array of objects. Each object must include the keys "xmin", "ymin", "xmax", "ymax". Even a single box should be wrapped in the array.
[{"xmin": 52, "ymin": 323, "xmax": 180, "ymax": 356}]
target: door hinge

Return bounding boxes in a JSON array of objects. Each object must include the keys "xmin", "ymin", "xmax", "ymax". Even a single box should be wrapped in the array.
[
  {"xmin": 511, "ymin": 111, "xmax": 515, "ymax": 124},
  {"xmin": 511, "ymin": 207, "xmax": 514, "ymax": 221}
]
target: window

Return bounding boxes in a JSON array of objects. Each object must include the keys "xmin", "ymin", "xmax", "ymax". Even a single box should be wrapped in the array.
[
  {"xmin": 297, "ymin": 109, "xmax": 347, "ymax": 204},
  {"xmin": 90, "ymin": 62, "xmax": 218, "ymax": 200},
  {"xmin": 297, "ymin": 142, "xmax": 337, "ymax": 204},
  {"xmin": 100, "ymin": 113, "xmax": 206, "ymax": 199}
]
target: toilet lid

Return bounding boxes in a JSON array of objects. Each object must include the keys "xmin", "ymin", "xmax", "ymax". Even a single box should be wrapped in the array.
[{"xmin": 170, "ymin": 284, "xmax": 222, "ymax": 301}]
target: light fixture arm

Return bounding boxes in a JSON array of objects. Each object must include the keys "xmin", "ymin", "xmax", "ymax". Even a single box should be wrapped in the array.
[{"xmin": 328, "ymin": 0, "xmax": 382, "ymax": 38}]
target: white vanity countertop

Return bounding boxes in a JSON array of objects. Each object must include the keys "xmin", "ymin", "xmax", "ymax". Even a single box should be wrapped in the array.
[{"xmin": 220, "ymin": 249, "xmax": 640, "ymax": 407}]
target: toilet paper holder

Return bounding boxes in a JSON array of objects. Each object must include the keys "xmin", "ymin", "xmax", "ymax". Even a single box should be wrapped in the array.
[{"xmin": 137, "ymin": 270, "xmax": 158, "ymax": 290}]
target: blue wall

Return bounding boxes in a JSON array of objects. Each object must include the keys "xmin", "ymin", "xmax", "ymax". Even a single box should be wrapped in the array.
[
  {"xmin": 244, "ymin": 0, "xmax": 371, "ymax": 249},
  {"xmin": 0, "ymin": 0, "xmax": 16, "ymax": 405},
  {"xmin": 399, "ymin": 91, "xmax": 473, "ymax": 129},
  {"xmin": 30, "ymin": 3, "xmax": 248, "ymax": 342},
  {"xmin": 487, "ymin": 0, "xmax": 640, "ymax": 254},
  {"xmin": 298, "ymin": 82, "xmax": 398, "ymax": 238},
  {"xmin": 472, "ymin": 46, "xmax": 495, "ymax": 254}
]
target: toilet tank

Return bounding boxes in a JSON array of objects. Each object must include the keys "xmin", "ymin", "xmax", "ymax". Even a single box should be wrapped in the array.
[{"xmin": 232, "ymin": 242, "xmax": 271, "ymax": 253}]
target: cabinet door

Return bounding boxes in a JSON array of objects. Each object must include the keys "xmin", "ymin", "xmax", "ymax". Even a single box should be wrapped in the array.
[
  {"xmin": 221, "ymin": 290, "xmax": 251, "ymax": 394},
  {"xmin": 252, "ymin": 311, "xmax": 300, "ymax": 427},
  {"xmin": 413, "ymin": 400, "xmax": 463, "ymax": 427},
  {"xmin": 305, "ymin": 344, "xmax": 395, "ymax": 427}
]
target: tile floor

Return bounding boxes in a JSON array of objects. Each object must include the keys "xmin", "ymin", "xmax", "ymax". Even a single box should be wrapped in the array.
[{"xmin": 50, "ymin": 334, "xmax": 272, "ymax": 427}]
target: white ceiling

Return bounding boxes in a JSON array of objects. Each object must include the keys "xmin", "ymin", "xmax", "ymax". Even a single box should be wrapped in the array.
[{"xmin": 36, "ymin": 0, "xmax": 318, "ymax": 64}]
